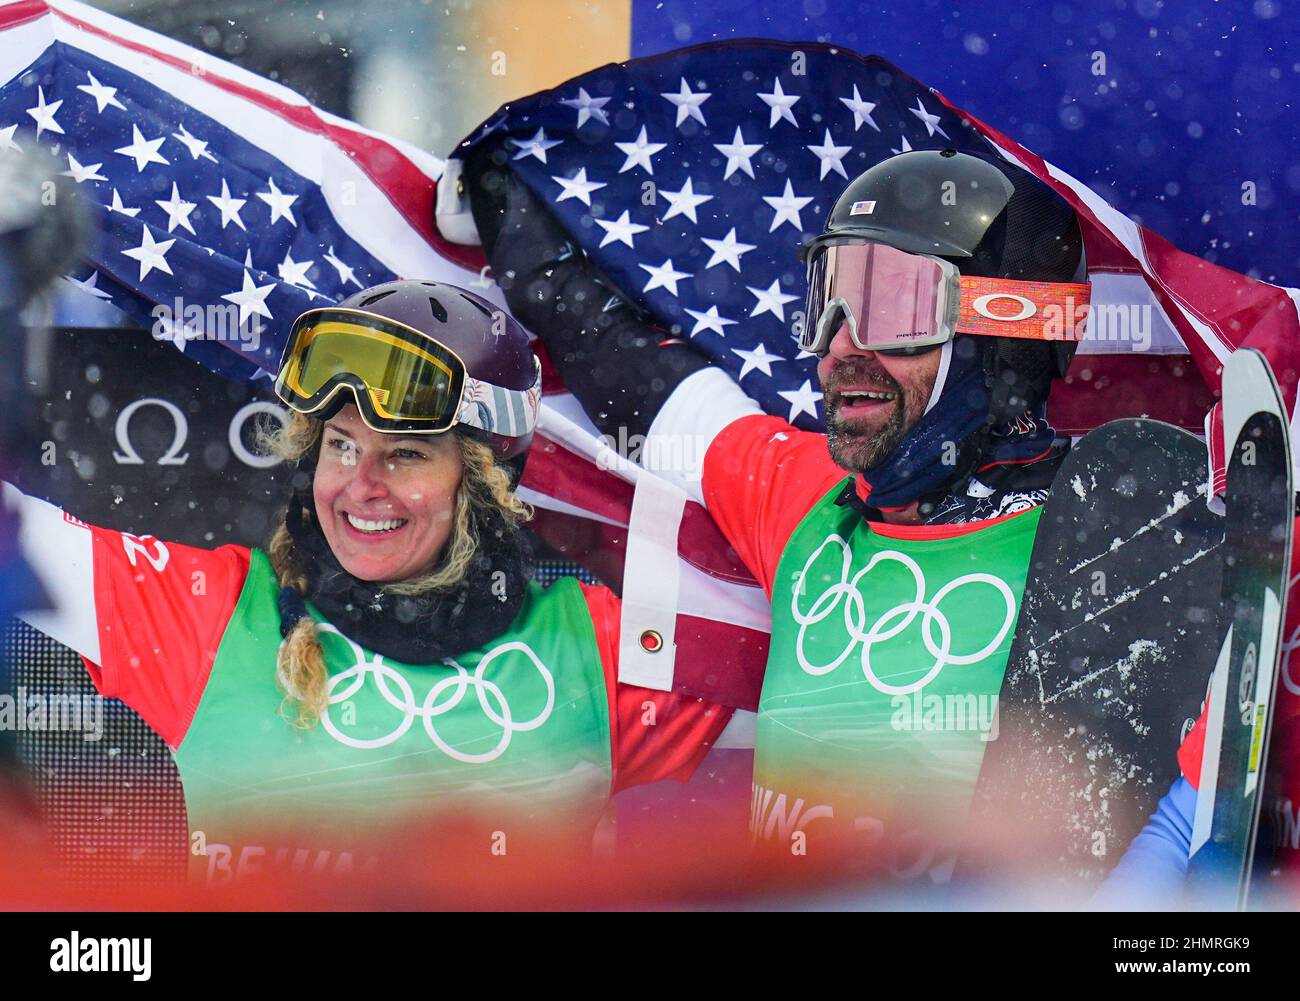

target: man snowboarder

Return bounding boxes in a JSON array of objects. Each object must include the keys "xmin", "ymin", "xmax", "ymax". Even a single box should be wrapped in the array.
[{"xmin": 467, "ymin": 143, "xmax": 1201, "ymax": 887}]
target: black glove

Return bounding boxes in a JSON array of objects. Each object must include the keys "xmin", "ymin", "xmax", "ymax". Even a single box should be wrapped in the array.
[{"xmin": 464, "ymin": 142, "xmax": 710, "ymax": 440}]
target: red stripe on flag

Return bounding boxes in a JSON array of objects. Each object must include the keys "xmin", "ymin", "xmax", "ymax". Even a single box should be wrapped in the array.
[
  {"xmin": 1140, "ymin": 229, "xmax": 1300, "ymax": 420},
  {"xmin": 672, "ymin": 614, "xmax": 768, "ymax": 712},
  {"xmin": 1048, "ymin": 354, "xmax": 1216, "ymax": 436},
  {"xmin": 524, "ymin": 432, "xmax": 759, "ymax": 585},
  {"xmin": 0, "ymin": 0, "xmax": 48, "ymax": 30}
]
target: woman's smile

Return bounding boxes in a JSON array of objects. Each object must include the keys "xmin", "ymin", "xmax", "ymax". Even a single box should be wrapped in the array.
[{"xmin": 340, "ymin": 512, "xmax": 410, "ymax": 537}]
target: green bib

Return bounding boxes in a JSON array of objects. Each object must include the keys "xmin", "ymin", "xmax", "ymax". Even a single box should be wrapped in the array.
[
  {"xmin": 754, "ymin": 480, "xmax": 1040, "ymax": 870},
  {"xmin": 175, "ymin": 551, "xmax": 612, "ymax": 883}
]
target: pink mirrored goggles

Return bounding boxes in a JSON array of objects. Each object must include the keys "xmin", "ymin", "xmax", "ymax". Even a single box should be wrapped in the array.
[{"xmin": 801, "ymin": 241, "xmax": 1091, "ymax": 356}]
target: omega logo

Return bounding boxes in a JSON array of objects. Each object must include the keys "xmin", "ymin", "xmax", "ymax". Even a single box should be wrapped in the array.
[{"xmin": 112, "ymin": 397, "xmax": 289, "ymax": 468}]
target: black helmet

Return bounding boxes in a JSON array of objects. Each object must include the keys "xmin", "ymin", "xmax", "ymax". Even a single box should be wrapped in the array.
[{"xmin": 810, "ymin": 148, "xmax": 1087, "ymax": 419}]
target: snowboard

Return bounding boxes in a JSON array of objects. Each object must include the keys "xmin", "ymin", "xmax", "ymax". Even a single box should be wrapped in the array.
[
  {"xmin": 964, "ymin": 417, "xmax": 1226, "ymax": 888},
  {"xmin": 1187, "ymin": 348, "xmax": 1294, "ymax": 909}
]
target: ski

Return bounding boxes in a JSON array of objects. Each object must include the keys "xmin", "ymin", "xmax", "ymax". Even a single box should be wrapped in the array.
[
  {"xmin": 1187, "ymin": 348, "xmax": 1294, "ymax": 909},
  {"xmin": 964, "ymin": 417, "xmax": 1226, "ymax": 890}
]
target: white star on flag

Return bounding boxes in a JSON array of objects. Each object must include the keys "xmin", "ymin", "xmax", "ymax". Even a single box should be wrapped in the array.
[
  {"xmin": 324, "ymin": 246, "xmax": 362, "ymax": 287},
  {"xmin": 684, "ymin": 304, "xmax": 738, "ymax": 338},
  {"xmin": 747, "ymin": 278, "xmax": 799, "ymax": 321},
  {"xmin": 108, "ymin": 188, "xmax": 140, "ymax": 217},
  {"xmin": 908, "ymin": 96, "xmax": 950, "ymax": 139},
  {"xmin": 76, "ymin": 72, "xmax": 126, "ymax": 113},
  {"xmin": 207, "ymin": 178, "xmax": 247, "ymax": 230},
  {"xmin": 0, "ymin": 125, "xmax": 19, "ymax": 153},
  {"xmin": 757, "ymin": 78, "xmax": 800, "ymax": 129},
  {"xmin": 155, "ymin": 182, "xmax": 197, "ymax": 235},
  {"xmin": 661, "ymin": 77, "xmax": 711, "ymax": 127},
  {"xmin": 278, "ymin": 250, "xmax": 316, "ymax": 289},
  {"xmin": 839, "ymin": 84, "xmax": 880, "ymax": 132},
  {"xmin": 221, "ymin": 269, "xmax": 276, "ymax": 326},
  {"xmin": 64, "ymin": 270, "xmax": 113, "ymax": 301},
  {"xmin": 256, "ymin": 176, "xmax": 297, "ymax": 225},
  {"xmin": 552, "ymin": 167, "xmax": 607, "ymax": 207},
  {"xmin": 713, "ymin": 126, "xmax": 764, "ymax": 180},
  {"xmin": 701, "ymin": 227, "xmax": 757, "ymax": 271},
  {"xmin": 559, "ymin": 87, "xmax": 611, "ymax": 128},
  {"xmin": 115, "ymin": 124, "xmax": 169, "ymax": 171},
  {"xmin": 639, "ymin": 258, "xmax": 691, "ymax": 297},
  {"xmin": 614, "ymin": 126, "xmax": 666, "ymax": 175},
  {"xmin": 778, "ymin": 380, "xmax": 823, "ymax": 421},
  {"xmin": 659, "ymin": 176, "xmax": 713, "ymax": 224},
  {"xmin": 890, "ymin": 134, "xmax": 914, "ymax": 156},
  {"xmin": 807, "ymin": 129, "xmax": 852, "ymax": 181},
  {"xmin": 762, "ymin": 179, "xmax": 813, "ymax": 232},
  {"xmin": 732, "ymin": 342, "xmax": 785, "ymax": 380},
  {"xmin": 510, "ymin": 127, "xmax": 562, "ymax": 163},
  {"xmin": 25, "ymin": 86, "xmax": 64, "ymax": 139},
  {"xmin": 595, "ymin": 210, "xmax": 649, "ymax": 249},
  {"xmin": 61, "ymin": 153, "xmax": 107, "ymax": 184},
  {"xmin": 173, "ymin": 123, "xmax": 218, "ymax": 162},
  {"xmin": 121, "ymin": 225, "xmax": 175, "ymax": 281}
]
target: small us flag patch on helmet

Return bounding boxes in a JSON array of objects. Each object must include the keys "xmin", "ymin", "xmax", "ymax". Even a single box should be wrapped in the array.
[{"xmin": 850, "ymin": 200, "xmax": 876, "ymax": 215}]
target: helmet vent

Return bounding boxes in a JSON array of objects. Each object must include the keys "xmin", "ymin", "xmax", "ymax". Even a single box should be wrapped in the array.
[
  {"xmin": 427, "ymin": 296, "xmax": 448, "ymax": 323},
  {"xmin": 459, "ymin": 293, "xmax": 494, "ymax": 319},
  {"xmin": 359, "ymin": 289, "xmax": 397, "ymax": 307}
]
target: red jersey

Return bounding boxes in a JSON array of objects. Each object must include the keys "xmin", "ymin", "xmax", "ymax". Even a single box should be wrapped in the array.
[{"xmin": 10, "ymin": 485, "xmax": 731, "ymax": 793}]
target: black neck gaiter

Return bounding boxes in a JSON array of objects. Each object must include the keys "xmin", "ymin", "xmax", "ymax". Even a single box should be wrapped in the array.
[{"xmin": 278, "ymin": 482, "xmax": 535, "ymax": 664}]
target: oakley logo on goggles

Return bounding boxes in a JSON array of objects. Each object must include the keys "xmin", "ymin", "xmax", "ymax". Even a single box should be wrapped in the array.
[
  {"xmin": 801, "ymin": 241, "xmax": 1091, "ymax": 356},
  {"xmin": 275, "ymin": 307, "xmax": 541, "ymax": 438}
]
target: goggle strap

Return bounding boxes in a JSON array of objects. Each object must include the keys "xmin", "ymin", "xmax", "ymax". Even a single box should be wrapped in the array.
[
  {"xmin": 956, "ymin": 277, "xmax": 1092, "ymax": 342},
  {"xmin": 455, "ymin": 358, "xmax": 543, "ymax": 438}
]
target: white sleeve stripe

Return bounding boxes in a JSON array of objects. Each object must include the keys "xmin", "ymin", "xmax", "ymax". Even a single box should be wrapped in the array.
[
  {"xmin": 643, "ymin": 368, "xmax": 762, "ymax": 505},
  {"xmin": 3, "ymin": 482, "xmax": 101, "ymax": 664}
]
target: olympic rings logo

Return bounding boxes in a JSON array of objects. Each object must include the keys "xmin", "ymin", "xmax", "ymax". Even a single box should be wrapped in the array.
[
  {"xmin": 791, "ymin": 534, "xmax": 1017, "ymax": 695},
  {"xmin": 316, "ymin": 624, "xmax": 555, "ymax": 763}
]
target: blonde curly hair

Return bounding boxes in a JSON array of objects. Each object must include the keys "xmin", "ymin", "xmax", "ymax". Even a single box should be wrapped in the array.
[{"xmin": 256, "ymin": 410, "xmax": 532, "ymax": 729}]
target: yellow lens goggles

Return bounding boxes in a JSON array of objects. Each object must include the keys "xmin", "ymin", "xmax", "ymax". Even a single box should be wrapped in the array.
[{"xmin": 275, "ymin": 308, "xmax": 467, "ymax": 433}]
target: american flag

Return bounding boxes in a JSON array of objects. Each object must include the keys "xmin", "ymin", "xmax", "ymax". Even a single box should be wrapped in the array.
[
  {"xmin": 0, "ymin": 0, "xmax": 478, "ymax": 384},
  {"xmin": 458, "ymin": 42, "xmax": 1001, "ymax": 429},
  {"xmin": 452, "ymin": 39, "xmax": 1300, "ymax": 497},
  {"xmin": 9, "ymin": 2, "xmax": 1300, "ymax": 709},
  {"xmin": 0, "ymin": 0, "xmax": 769, "ymax": 710}
]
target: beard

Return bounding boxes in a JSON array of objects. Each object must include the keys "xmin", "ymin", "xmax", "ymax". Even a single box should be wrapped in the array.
[
  {"xmin": 822, "ymin": 362, "xmax": 917, "ymax": 472},
  {"xmin": 825, "ymin": 397, "xmax": 908, "ymax": 471}
]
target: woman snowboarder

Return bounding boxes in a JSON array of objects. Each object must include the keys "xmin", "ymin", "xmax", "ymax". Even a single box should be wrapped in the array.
[{"xmin": 6, "ymin": 280, "xmax": 732, "ymax": 884}]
